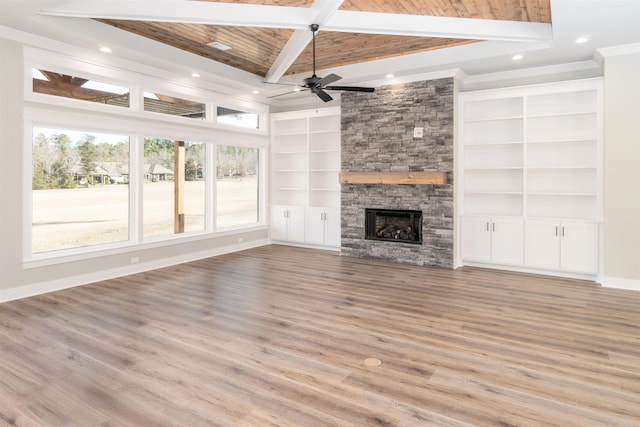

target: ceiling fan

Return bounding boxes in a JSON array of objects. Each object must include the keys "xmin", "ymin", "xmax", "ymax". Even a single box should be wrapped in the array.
[{"xmin": 270, "ymin": 24, "xmax": 375, "ymax": 102}]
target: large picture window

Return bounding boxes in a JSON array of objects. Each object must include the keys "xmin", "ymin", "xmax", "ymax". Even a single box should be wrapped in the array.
[
  {"xmin": 143, "ymin": 138, "xmax": 206, "ymax": 238},
  {"xmin": 216, "ymin": 145, "xmax": 259, "ymax": 228},
  {"xmin": 32, "ymin": 127, "xmax": 130, "ymax": 253}
]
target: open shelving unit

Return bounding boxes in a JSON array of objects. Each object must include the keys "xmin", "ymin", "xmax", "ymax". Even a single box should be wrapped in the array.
[
  {"xmin": 458, "ymin": 79, "xmax": 603, "ymax": 277},
  {"xmin": 270, "ymin": 107, "xmax": 341, "ymax": 248}
]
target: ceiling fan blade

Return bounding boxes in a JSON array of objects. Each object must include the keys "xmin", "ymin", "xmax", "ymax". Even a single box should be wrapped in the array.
[
  {"xmin": 326, "ymin": 86, "xmax": 375, "ymax": 92},
  {"xmin": 317, "ymin": 73, "xmax": 341, "ymax": 87},
  {"xmin": 263, "ymin": 81, "xmax": 299, "ymax": 87},
  {"xmin": 267, "ymin": 89, "xmax": 308, "ymax": 99},
  {"xmin": 315, "ymin": 89, "xmax": 333, "ymax": 102}
]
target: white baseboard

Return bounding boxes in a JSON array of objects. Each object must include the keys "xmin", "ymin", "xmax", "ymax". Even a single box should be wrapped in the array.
[
  {"xmin": 0, "ymin": 239, "xmax": 269, "ymax": 303},
  {"xmin": 600, "ymin": 276, "xmax": 640, "ymax": 291},
  {"xmin": 460, "ymin": 261, "xmax": 598, "ymax": 282}
]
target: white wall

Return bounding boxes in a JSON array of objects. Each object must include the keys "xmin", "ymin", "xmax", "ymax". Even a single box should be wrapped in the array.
[
  {"xmin": 0, "ymin": 38, "xmax": 270, "ymax": 302},
  {"xmin": 602, "ymin": 46, "xmax": 640, "ymax": 289}
]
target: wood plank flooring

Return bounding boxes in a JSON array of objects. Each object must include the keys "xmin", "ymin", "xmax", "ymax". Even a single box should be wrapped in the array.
[{"xmin": 1, "ymin": 245, "xmax": 639, "ymax": 426}]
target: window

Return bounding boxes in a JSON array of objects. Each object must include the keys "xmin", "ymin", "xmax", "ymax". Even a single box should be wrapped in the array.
[
  {"xmin": 143, "ymin": 138, "xmax": 206, "ymax": 237},
  {"xmin": 27, "ymin": 52, "xmax": 268, "ymax": 261},
  {"xmin": 144, "ymin": 92, "xmax": 206, "ymax": 119},
  {"xmin": 217, "ymin": 106, "xmax": 259, "ymax": 129},
  {"xmin": 32, "ymin": 69, "xmax": 130, "ymax": 108},
  {"xmin": 32, "ymin": 127, "xmax": 130, "ymax": 253},
  {"xmin": 216, "ymin": 145, "xmax": 259, "ymax": 228}
]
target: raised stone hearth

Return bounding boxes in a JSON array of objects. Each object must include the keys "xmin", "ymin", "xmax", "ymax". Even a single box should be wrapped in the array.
[{"xmin": 340, "ymin": 78, "xmax": 454, "ymax": 268}]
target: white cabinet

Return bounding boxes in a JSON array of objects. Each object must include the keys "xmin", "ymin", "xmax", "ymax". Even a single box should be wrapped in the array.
[
  {"xmin": 461, "ymin": 216, "xmax": 524, "ymax": 265},
  {"xmin": 458, "ymin": 79, "xmax": 602, "ymax": 278},
  {"xmin": 525, "ymin": 220, "xmax": 598, "ymax": 274},
  {"xmin": 270, "ymin": 205, "xmax": 305, "ymax": 243},
  {"xmin": 270, "ymin": 107, "xmax": 341, "ymax": 249},
  {"xmin": 306, "ymin": 207, "xmax": 340, "ymax": 247}
]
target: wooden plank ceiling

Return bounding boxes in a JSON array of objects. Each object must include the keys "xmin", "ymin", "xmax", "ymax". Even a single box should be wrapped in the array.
[{"xmin": 98, "ymin": 0, "xmax": 551, "ymax": 78}]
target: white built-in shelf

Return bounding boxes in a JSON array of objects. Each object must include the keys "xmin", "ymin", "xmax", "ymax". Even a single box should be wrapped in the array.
[
  {"xmin": 459, "ymin": 78, "xmax": 602, "ymax": 223},
  {"xmin": 464, "ymin": 115, "xmax": 523, "ymax": 123},
  {"xmin": 528, "ymin": 192, "xmax": 597, "ymax": 197},
  {"xmin": 458, "ymin": 79, "xmax": 603, "ymax": 277},
  {"xmin": 271, "ymin": 107, "xmax": 341, "ymax": 213},
  {"xmin": 465, "ymin": 191, "xmax": 523, "ymax": 195},
  {"xmin": 527, "ymin": 166, "xmax": 595, "ymax": 170},
  {"xmin": 527, "ymin": 111, "xmax": 597, "ymax": 119},
  {"xmin": 466, "ymin": 166, "xmax": 523, "ymax": 171},
  {"xmin": 464, "ymin": 141, "xmax": 523, "ymax": 146}
]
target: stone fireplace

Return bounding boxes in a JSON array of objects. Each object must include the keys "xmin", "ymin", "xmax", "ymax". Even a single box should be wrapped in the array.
[{"xmin": 340, "ymin": 78, "xmax": 454, "ymax": 268}]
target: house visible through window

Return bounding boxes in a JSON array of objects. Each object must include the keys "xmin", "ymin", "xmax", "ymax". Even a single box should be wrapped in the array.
[{"xmin": 31, "ymin": 127, "xmax": 130, "ymax": 253}]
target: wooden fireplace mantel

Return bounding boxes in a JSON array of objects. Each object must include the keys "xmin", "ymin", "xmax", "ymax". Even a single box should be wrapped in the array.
[{"xmin": 338, "ymin": 171, "xmax": 447, "ymax": 185}]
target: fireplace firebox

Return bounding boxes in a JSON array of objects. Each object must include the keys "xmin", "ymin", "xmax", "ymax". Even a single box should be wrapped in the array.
[{"xmin": 365, "ymin": 208, "xmax": 422, "ymax": 244}]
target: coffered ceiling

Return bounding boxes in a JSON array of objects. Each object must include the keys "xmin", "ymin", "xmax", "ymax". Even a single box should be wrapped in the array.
[
  {"xmin": 96, "ymin": 0, "xmax": 551, "ymax": 80},
  {"xmin": 3, "ymin": 0, "xmax": 640, "ymax": 104},
  {"xmin": 36, "ymin": 0, "xmax": 552, "ymax": 84}
]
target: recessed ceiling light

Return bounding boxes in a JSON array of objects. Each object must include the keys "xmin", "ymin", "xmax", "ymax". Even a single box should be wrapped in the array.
[
  {"xmin": 99, "ymin": 46, "xmax": 112, "ymax": 53},
  {"xmin": 512, "ymin": 54, "xmax": 524, "ymax": 61},
  {"xmin": 191, "ymin": 73, "xmax": 200, "ymax": 78},
  {"xmin": 208, "ymin": 41, "xmax": 232, "ymax": 51},
  {"xmin": 293, "ymin": 87, "xmax": 301, "ymax": 92},
  {"xmin": 252, "ymin": 90, "xmax": 259, "ymax": 94},
  {"xmin": 576, "ymin": 36, "xmax": 590, "ymax": 44},
  {"xmin": 385, "ymin": 73, "xmax": 394, "ymax": 79}
]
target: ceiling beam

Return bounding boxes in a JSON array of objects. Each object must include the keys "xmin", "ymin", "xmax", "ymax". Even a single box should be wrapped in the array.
[
  {"xmin": 264, "ymin": 0, "xmax": 343, "ymax": 83},
  {"xmin": 39, "ymin": 0, "xmax": 316, "ymax": 29},
  {"xmin": 40, "ymin": 1, "xmax": 551, "ymax": 43},
  {"xmin": 325, "ymin": 11, "xmax": 552, "ymax": 42}
]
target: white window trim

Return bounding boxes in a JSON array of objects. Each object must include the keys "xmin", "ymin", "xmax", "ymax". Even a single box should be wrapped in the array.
[
  {"xmin": 24, "ymin": 105, "xmax": 268, "ymax": 265},
  {"xmin": 24, "ymin": 46, "xmax": 270, "ymax": 136}
]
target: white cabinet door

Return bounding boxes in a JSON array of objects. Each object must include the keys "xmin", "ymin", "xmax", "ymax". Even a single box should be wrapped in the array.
[
  {"xmin": 460, "ymin": 216, "xmax": 491, "ymax": 262},
  {"xmin": 271, "ymin": 205, "xmax": 305, "ymax": 242},
  {"xmin": 525, "ymin": 219, "xmax": 560, "ymax": 270},
  {"xmin": 491, "ymin": 218, "xmax": 524, "ymax": 265},
  {"xmin": 305, "ymin": 207, "xmax": 341, "ymax": 247},
  {"xmin": 287, "ymin": 206, "xmax": 306, "ymax": 242},
  {"xmin": 560, "ymin": 221, "xmax": 598, "ymax": 274},
  {"xmin": 305, "ymin": 208, "xmax": 325, "ymax": 245},
  {"xmin": 324, "ymin": 208, "xmax": 341, "ymax": 247},
  {"xmin": 270, "ymin": 205, "xmax": 289, "ymax": 241}
]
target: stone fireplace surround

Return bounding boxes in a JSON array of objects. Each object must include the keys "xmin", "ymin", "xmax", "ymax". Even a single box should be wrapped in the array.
[{"xmin": 340, "ymin": 78, "xmax": 454, "ymax": 268}]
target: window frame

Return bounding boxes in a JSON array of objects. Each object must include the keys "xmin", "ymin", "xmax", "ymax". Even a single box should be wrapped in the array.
[{"xmin": 23, "ymin": 49, "xmax": 269, "ymax": 268}]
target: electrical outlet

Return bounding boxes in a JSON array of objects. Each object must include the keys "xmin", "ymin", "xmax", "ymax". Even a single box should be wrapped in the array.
[
  {"xmin": 413, "ymin": 127, "xmax": 424, "ymax": 138},
  {"xmin": 237, "ymin": 237, "xmax": 244, "ymax": 243},
  {"xmin": 131, "ymin": 257, "xmax": 139, "ymax": 264}
]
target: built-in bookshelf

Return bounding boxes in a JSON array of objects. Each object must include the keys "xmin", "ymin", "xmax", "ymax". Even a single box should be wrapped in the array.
[
  {"xmin": 458, "ymin": 79, "xmax": 602, "ymax": 277},
  {"xmin": 270, "ymin": 107, "xmax": 341, "ymax": 248}
]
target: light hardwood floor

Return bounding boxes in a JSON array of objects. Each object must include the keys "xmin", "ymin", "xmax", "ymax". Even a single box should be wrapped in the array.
[{"xmin": 1, "ymin": 245, "xmax": 639, "ymax": 426}]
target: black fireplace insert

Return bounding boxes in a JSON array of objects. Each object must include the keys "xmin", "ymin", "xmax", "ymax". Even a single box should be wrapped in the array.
[{"xmin": 365, "ymin": 208, "xmax": 422, "ymax": 244}]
